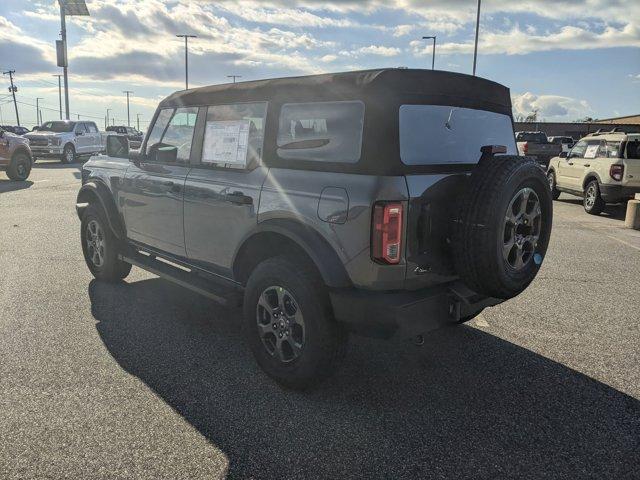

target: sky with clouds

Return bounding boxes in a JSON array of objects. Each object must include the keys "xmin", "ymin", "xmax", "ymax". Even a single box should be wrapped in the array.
[{"xmin": 0, "ymin": 0, "xmax": 638, "ymax": 129}]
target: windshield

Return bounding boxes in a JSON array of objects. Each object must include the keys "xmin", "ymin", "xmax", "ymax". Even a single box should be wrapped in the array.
[
  {"xmin": 40, "ymin": 121, "xmax": 75, "ymax": 133},
  {"xmin": 399, "ymin": 105, "xmax": 517, "ymax": 165},
  {"xmin": 516, "ymin": 132, "xmax": 547, "ymax": 143}
]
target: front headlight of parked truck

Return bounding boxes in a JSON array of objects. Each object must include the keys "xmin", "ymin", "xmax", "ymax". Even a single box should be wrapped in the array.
[{"xmin": 48, "ymin": 138, "xmax": 62, "ymax": 146}]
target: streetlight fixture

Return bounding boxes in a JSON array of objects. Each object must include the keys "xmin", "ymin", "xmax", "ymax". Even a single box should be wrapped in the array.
[
  {"xmin": 176, "ymin": 34, "xmax": 197, "ymax": 90},
  {"xmin": 422, "ymin": 36, "xmax": 436, "ymax": 70},
  {"xmin": 57, "ymin": 0, "xmax": 90, "ymax": 120},
  {"xmin": 472, "ymin": 0, "xmax": 481, "ymax": 76},
  {"xmin": 227, "ymin": 75, "xmax": 242, "ymax": 83}
]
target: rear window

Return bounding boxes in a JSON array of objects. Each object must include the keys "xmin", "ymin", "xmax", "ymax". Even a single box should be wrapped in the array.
[
  {"xmin": 399, "ymin": 105, "xmax": 516, "ymax": 165},
  {"xmin": 277, "ymin": 101, "xmax": 364, "ymax": 163},
  {"xmin": 516, "ymin": 132, "xmax": 547, "ymax": 143}
]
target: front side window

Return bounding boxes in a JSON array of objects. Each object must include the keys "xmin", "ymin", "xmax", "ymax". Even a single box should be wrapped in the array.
[
  {"xmin": 569, "ymin": 140, "xmax": 587, "ymax": 158},
  {"xmin": 202, "ymin": 102, "xmax": 267, "ymax": 168},
  {"xmin": 584, "ymin": 140, "xmax": 601, "ymax": 159},
  {"xmin": 146, "ymin": 108, "xmax": 174, "ymax": 156},
  {"xmin": 400, "ymin": 105, "xmax": 516, "ymax": 165},
  {"xmin": 277, "ymin": 101, "xmax": 364, "ymax": 163},
  {"xmin": 75, "ymin": 123, "xmax": 87, "ymax": 134}
]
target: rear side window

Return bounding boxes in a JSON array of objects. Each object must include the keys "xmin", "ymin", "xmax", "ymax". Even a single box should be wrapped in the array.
[
  {"xmin": 626, "ymin": 139, "xmax": 640, "ymax": 159},
  {"xmin": 516, "ymin": 132, "xmax": 547, "ymax": 143},
  {"xmin": 86, "ymin": 123, "xmax": 98, "ymax": 133},
  {"xmin": 277, "ymin": 101, "xmax": 364, "ymax": 163},
  {"xmin": 400, "ymin": 105, "xmax": 517, "ymax": 165}
]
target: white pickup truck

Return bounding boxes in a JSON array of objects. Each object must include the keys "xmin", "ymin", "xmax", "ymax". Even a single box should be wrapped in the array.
[{"xmin": 24, "ymin": 120, "xmax": 104, "ymax": 164}]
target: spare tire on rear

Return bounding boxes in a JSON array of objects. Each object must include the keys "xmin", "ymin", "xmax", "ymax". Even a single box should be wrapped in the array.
[{"xmin": 452, "ymin": 155, "xmax": 552, "ymax": 300}]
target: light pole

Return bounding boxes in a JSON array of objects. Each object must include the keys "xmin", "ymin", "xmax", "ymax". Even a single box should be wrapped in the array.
[
  {"xmin": 136, "ymin": 113, "xmax": 141, "ymax": 131},
  {"xmin": 422, "ymin": 36, "xmax": 436, "ymax": 70},
  {"xmin": 58, "ymin": 0, "xmax": 90, "ymax": 120},
  {"xmin": 36, "ymin": 97, "xmax": 43, "ymax": 126},
  {"xmin": 123, "ymin": 90, "xmax": 133, "ymax": 126},
  {"xmin": 106, "ymin": 108, "xmax": 111, "ymax": 129},
  {"xmin": 227, "ymin": 75, "xmax": 242, "ymax": 83},
  {"xmin": 176, "ymin": 34, "xmax": 197, "ymax": 90},
  {"xmin": 52, "ymin": 74, "xmax": 63, "ymax": 119},
  {"xmin": 472, "ymin": 0, "xmax": 481, "ymax": 76}
]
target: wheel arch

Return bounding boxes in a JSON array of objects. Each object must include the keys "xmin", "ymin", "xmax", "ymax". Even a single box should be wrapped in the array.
[
  {"xmin": 582, "ymin": 172, "xmax": 602, "ymax": 191},
  {"xmin": 76, "ymin": 181, "xmax": 125, "ymax": 240},
  {"xmin": 12, "ymin": 146, "xmax": 32, "ymax": 161},
  {"xmin": 232, "ymin": 219, "xmax": 352, "ymax": 288}
]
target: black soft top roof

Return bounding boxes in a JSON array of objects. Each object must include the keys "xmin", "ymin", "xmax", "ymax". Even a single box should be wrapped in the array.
[
  {"xmin": 158, "ymin": 69, "xmax": 514, "ymax": 175},
  {"xmin": 160, "ymin": 69, "xmax": 512, "ymax": 112}
]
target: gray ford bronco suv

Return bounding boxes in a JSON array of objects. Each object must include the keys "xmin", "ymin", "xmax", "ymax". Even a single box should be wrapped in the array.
[{"xmin": 77, "ymin": 69, "xmax": 553, "ymax": 389}]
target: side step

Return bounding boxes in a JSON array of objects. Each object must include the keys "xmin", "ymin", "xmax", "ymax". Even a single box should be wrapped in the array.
[{"xmin": 120, "ymin": 251, "xmax": 243, "ymax": 307}]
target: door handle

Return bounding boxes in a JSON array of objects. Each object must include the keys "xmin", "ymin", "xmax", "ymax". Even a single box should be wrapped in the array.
[
  {"xmin": 225, "ymin": 191, "xmax": 253, "ymax": 205},
  {"xmin": 568, "ymin": 162, "xmax": 574, "ymax": 165},
  {"xmin": 583, "ymin": 164, "xmax": 590, "ymax": 167}
]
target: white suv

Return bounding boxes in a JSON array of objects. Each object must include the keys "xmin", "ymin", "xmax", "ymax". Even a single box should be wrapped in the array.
[{"xmin": 547, "ymin": 130, "xmax": 640, "ymax": 214}]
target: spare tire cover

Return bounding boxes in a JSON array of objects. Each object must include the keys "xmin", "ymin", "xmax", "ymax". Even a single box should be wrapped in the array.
[{"xmin": 452, "ymin": 155, "xmax": 553, "ymax": 299}]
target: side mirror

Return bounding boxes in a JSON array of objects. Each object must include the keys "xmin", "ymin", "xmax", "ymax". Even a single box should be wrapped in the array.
[
  {"xmin": 156, "ymin": 146, "xmax": 178, "ymax": 163},
  {"xmin": 106, "ymin": 135, "xmax": 129, "ymax": 158},
  {"xmin": 128, "ymin": 148, "xmax": 144, "ymax": 163},
  {"xmin": 559, "ymin": 151, "xmax": 568, "ymax": 158}
]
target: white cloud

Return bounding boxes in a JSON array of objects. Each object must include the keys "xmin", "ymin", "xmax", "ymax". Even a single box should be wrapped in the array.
[
  {"xmin": 320, "ymin": 54, "xmax": 338, "ymax": 63},
  {"xmin": 512, "ymin": 92, "xmax": 592, "ymax": 121},
  {"xmin": 358, "ymin": 45, "xmax": 401, "ymax": 57}
]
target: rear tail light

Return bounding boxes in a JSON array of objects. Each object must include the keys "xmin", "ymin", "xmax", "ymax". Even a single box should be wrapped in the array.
[
  {"xmin": 610, "ymin": 164, "xmax": 624, "ymax": 181},
  {"xmin": 522, "ymin": 142, "xmax": 529, "ymax": 154},
  {"xmin": 372, "ymin": 202, "xmax": 403, "ymax": 264}
]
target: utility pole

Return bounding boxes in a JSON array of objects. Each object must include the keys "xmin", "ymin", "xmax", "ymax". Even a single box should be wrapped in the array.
[
  {"xmin": 36, "ymin": 97, "xmax": 43, "ymax": 126},
  {"xmin": 136, "ymin": 113, "xmax": 141, "ymax": 131},
  {"xmin": 472, "ymin": 0, "xmax": 481, "ymax": 76},
  {"xmin": 3, "ymin": 70, "xmax": 20, "ymax": 126},
  {"xmin": 422, "ymin": 36, "xmax": 436, "ymax": 70},
  {"xmin": 52, "ymin": 74, "xmax": 63, "ymax": 119},
  {"xmin": 123, "ymin": 90, "xmax": 133, "ymax": 126},
  {"xmin": 227, "ymin": 75, "xmax": 242, "ymax": 83},
  {"xmin": 176, "ymin": 34, "xmax": 197, "ymax": 90},
  {"xmin": 106, "ymin": 108, "xmax": 111, "ymax": 129}
]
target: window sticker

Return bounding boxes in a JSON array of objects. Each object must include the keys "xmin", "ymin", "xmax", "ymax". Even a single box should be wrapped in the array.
[
  {"xmin": 203, "ymin": 120, "xmax": 250, "ymax": 166},
  {"xmin": 584, "ymin": 144, "xmax": 599, "ymax": 159}
]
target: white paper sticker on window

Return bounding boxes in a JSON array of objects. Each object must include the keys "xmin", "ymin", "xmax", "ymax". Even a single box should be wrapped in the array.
[
  {"xmin": 584, "ymin": 144, "xmax": 599, "ymax": 159},
  {"xmin": 202, "ymin": 120, "xmax": 250, "ymax": 166}
]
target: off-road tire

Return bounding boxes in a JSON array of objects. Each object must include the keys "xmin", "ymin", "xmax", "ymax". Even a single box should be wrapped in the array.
[
  {"xmin": 547, "ymin": 171, "xmax": 561, "ymax": 200},
  {"xmin": 243, "ymin": 255, "xmax": 347, "ymax": 390},
  {"xmin": 6, "ymin": 152, "xmax": 31, "ymax": 181},
  {"xmin": 61, "ymin": 144, "xmax": 76, "ymax": 164},
  {"xmin": 81, "ymin": 204, "xmax": 131, "ymax": 282},
  {"xmin": 452, "ymin": 155, "xmax": 553, "ymax": 300},
  {"xmin": 583, "ymin": 180, "xmax": 605, "ymax": 215}
]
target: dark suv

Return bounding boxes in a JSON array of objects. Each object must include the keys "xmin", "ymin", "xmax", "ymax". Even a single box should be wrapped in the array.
[{"xmin": 77, "ymin": 69, "xmax": 553, "ymax": 388}]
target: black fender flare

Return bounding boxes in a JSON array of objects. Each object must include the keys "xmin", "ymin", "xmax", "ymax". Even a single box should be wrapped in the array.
[
  {"xmin": 233, "ymin": 218, "xmax": 352, "ymax": 288},
  {"xmin": 582, "ymin": 172, "xmax": 602, "ymax": 190},
  {"xmin": 76, "ymin": 181, "xmax": 125, "ymax": 239}
]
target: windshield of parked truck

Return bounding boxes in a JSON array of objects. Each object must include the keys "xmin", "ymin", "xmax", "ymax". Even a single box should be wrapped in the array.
[
  {"xmin": 400, "ymin": 105, "xmax": 517, "ymax": 165},
  {"xmin": 40, "ymin": 121, "xmax": 75, "ymax": 133}
]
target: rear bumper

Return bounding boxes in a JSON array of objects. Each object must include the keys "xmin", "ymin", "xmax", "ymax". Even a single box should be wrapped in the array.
[
  {"xmin": 600, "ymin": 184, "xmax": 640, "ymax": 202},
  {"xmin": 329, "ymin": 282, "xmax": 502, "ymax": 339}
]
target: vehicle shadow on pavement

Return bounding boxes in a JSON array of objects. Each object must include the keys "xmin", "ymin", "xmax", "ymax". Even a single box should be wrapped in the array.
[
  {"xmin": 556, "ymin": 196, "xmax": 628, "ymax": 220},
  {"xmin": 0, "ymin": 179, "xmax": 33, "ymax": 193},
  {"xmin": 88, "ymin": 279, "xmax": 639, "ymax": 479}
]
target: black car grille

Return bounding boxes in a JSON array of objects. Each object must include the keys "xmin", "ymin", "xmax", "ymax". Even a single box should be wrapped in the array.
[{"xmin": 28, "ymin": 138, "xmax": 48, "ymax": 147}]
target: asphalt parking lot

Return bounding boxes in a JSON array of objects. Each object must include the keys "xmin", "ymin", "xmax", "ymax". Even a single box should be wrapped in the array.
[{"xmin": 1, "ymin": 162, "xmax": 639, "ymax": 479}]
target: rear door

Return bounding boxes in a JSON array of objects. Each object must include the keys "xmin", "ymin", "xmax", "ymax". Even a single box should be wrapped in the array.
[
  {"xmin": 122, "ymin": 107, "xmax": 197, "ymax": 257},
  {"xmin": 623, "ymin": 136, "xmax": 640, "ymax": 187},
  {"xmin": 183, "ymin": 102, "xmax": 268, "ymax": 275},
  {"xmin": 74, "ymin": 123, "xmax": 89, "ymax": 153},
  {"xmin": 85, "ymin": 122, "xmax": 101, "ymax": 152}
]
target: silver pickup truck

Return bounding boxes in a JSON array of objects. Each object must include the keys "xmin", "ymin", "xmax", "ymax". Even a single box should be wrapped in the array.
[{"xmin": 24, "ymin": 120, "xmax": 104, "ymax": 163}]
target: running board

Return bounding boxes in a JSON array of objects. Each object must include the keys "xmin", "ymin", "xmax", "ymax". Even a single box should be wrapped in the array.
[{"xmin": 120, "ymin": 252, "xmax": 242, "ymax": 307}]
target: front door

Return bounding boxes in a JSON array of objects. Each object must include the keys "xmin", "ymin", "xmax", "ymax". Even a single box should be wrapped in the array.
[
  {"xmin": 74, "ymin": 123, "xmax": 89, "ymax": 154},
  {"xmin": 122, "ymin": 106, "xmax": 198, "ymax": 258},
  {"xmin": 183, "ymin": 102, "xmax": 268, "ymax": 275},
  {"xmin": 557, "ymin": 139, "xmax": 587, "ymax": 191}
]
